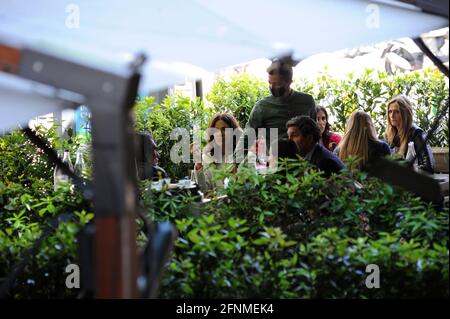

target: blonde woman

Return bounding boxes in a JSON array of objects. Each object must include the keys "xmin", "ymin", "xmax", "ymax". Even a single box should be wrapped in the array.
[
  {"xmin": 334, "ymin": 111, "xmax": 390, "ymax": 169},
  {"xmin": 385, "ymin": 95, "xmax": 434, "ymax": 173}
]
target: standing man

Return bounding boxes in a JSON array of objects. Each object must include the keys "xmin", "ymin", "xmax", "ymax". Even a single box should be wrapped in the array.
[
  {"xmin": 286, "ymin": 116, "xmax": 344, "ymax": 178},
  {"xmin": 235, "ymin": 58, "xmax": 316, "ymax": 163}
]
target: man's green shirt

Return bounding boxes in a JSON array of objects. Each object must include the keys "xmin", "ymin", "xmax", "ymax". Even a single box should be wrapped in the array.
[{"xmin": 236, "ymin": 90, "xmax": 316, "ymax": 160}]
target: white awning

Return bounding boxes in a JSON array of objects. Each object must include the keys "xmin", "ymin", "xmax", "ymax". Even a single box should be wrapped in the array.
[{"xmin": 0, "ymin": 0, "xmax": 447, "ymax": 130}]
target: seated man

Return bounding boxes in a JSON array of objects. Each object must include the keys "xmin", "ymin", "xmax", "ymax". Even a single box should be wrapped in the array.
[
  {"xmin": 286, "ymin": 116, "xmax": 344, "ymax": 177},
  {"xmin": 135, "ymin": 131, "xmax": 167, "ymax": 180}
]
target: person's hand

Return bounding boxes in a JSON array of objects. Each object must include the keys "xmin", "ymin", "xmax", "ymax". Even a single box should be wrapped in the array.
[{"xmin": 195, "ymin": 163, "xmax": 203, "ymax": 171}]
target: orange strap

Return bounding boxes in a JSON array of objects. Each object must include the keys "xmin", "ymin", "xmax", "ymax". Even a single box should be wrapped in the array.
[{"xmin": 0, "ymin": 44, "xmax": 21, "ymax": 74}]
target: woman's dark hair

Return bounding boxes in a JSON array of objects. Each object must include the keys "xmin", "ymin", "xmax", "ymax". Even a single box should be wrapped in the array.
[
  {"xmin": 315, "ymin": 105, "xmax": 331, "ymax": 146},
  {"xmin": 271, "ymin": 138, "xmax": 298, "ymax": 160},
  {"xmin": 207, "ymin": 113, "xmax": 242, "ymax": 156},
  {"xmin": 208, "ymin": 113, "xmax": 240, "ymax": 133}
]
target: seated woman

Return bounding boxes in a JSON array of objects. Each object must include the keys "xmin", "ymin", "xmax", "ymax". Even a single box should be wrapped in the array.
[
  {"xmin": 193, "ymin": 113, "xmax": 242, "ymax": 193},
  {"xmin": 316, "ymin": 105, "xmax": 342, "ymax": 152},
  {"xmin": 268, "ymin": 138, "xmax": 299, "ymax": 169},
  {"xmin": 334, "ymin": 111, "xmax": 390, "ymax": 169},
  {"xmin": 384, "ymin": 95, "xmax": 434, "ymax": 173}
]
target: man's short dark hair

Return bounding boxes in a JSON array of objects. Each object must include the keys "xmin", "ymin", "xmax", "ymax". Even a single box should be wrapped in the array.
[
  {"xmin": 266, "ymin": 60, "xmax": 293, "ymax": 82},
  {"xmin": 286, "ymin": 116, "xmax": 321, "ymax": 143}
]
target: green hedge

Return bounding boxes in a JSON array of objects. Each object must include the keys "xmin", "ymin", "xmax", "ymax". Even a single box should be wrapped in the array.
[
  {"xmin": 135, "ymin": 95, "xmax": 214, "ymax": 179},
  {"xmin": 143, "ymin": 161, "xmax": 449, "ymax": 298},
  {"xmin": 207, "ymin": 67, "xmax": 448, "ymax": 146},
  {"xmin": 0, "ymin": 67, "xmax": 448, "ymax": 298},
  {"xmin": 206, "ymin": 73, "xmax": 269, "ymax": 126},
  {"xmin": 293, "ymin": 67, "xmax": 449, "ymax": 146},
  {"xmin": 135, "ymin": 67, "xmax": 448, "ymax": 181},
  {"xmin": 0, "ymin": 129, "xmax": 92, "ymax": 298}
]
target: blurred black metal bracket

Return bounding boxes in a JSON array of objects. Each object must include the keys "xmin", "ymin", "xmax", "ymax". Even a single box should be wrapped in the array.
[
  {"xmin": 365, "ymin": 157, "xmax": 443, "ymax": 205},
  {"xmin": 139, "ymin": 221, "xmax": 178, "ymax": 299},
  {"xmin": 413, "ymin": 37, "xmax": 449, "ymax": 78}
]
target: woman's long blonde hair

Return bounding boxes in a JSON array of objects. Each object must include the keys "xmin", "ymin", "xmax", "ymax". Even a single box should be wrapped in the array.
[
  {"xmin": 385, "ymin": 95, "xmax": 413, "ymax": 156},
  {"xmin": 339, "ymin": 111, "xmax": 379, "ymax": 168}
]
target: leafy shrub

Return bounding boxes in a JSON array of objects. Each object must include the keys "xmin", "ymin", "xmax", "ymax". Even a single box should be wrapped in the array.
[
  {"xmin": 1, "ymin": 66, "xmax": 448, "ymax": 299},
  {"xmin": 206, "ymin": 73, "xmax": 269, "ymax": 126},
  {"xmin": 135, "ymin": 95, "xmax": 214, "ymax": 179},
  {"xmin": 145, "ymin": 159, "xmax": 449, "ymax": 298},
  {"xmin": 294, "ymin": 67, "xmax": 449, "ymax": 146},
  {"xmin": 0, "ymin": 129, "xmax": 93, "ymax": 298},
  {"xmin": 296, "ymin": 228, "xmax": 448, "ymax": 298},
  {"xmin": 134, "ymin": 67, "xmax": 448, "ymax": 181}
]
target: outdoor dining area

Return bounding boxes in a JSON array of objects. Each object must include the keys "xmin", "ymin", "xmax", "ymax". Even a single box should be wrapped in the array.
[{"xmin": 0, "ymin": 0, "xmax": 449, "ymax": 303}]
